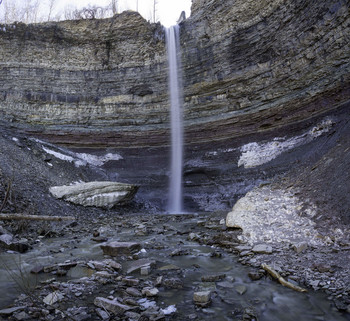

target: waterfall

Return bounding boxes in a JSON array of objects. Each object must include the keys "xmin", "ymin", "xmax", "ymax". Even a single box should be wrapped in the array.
[{"xmin": 166, "ymin": 25, "xmax": 184, "ymax": 214}]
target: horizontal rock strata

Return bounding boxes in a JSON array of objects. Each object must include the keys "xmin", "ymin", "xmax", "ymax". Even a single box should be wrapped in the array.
[{"xmin": 0, "ymin": 0, "xmax": 349, "ymax": 147}]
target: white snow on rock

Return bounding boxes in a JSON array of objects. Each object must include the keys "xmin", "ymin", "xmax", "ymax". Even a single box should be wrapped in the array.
[
  {"xmin": 42, "ymin": 146, "xmax": 122, "ymax": 167},
  {"xmin": 161, "ymin": 305, "xmax": 177, "ymax": 315},
  {"xmin": 49, "ymin": 181, "xmax": 138, "ymax": 209},
  {"xmin": 238, "ymin": 118, "xmax": 333, "ymax": 168},
  {"xmin": 226, "ymin": 186, "xmax": 333, "ymax": 247}
]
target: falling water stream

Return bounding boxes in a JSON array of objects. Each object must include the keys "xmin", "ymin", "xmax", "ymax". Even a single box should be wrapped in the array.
[{"xmin": 166, "ymin": 25, "xmax": 184, "ymax": 214}]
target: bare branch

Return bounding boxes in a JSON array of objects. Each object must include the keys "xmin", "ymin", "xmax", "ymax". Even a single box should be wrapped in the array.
[{"xmin": 0, "ymin": 213, "xmax": 76, "ymax": 221}]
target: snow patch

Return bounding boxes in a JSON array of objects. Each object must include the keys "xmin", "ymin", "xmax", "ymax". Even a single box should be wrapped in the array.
[
  {"xmin": 238, "ymin": 118, "xmax": 333, "ymax": 168},
  {"xmin": 226, "ymin": 186, "xmax": 336, "ymax": 247},
  {"xmin": 74, "ymin": 152, "xmax": 122, "ymax": 166},
  {"xmin": 41, "ymin": 146, "xmax": 122, "ymax": 168},
  {"xmin": 161, "ymin": 305, "xmax": 177, "ymax": 315},
  {"xmin": 43, "ymin": 146, "xmax": 76, "ymax": 163},
  {"xmin": 137, "ymin": 298, "xmax": 157, "ymax": 309}
]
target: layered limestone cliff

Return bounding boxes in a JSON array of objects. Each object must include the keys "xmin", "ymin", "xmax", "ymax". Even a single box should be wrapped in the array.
[
  {"xmin": 182, "ymin": 0, "xmax": 350, "ymax": 143},
  {"xmin": 0, "ymin": 12, "xmax": 168, "ymax": 147},
  {"xmin": 0, "ymin": 0, "xmax": 349, "ymax": 147}
]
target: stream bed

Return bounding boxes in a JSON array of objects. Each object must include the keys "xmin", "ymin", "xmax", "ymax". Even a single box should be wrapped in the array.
[{"xmin": 0, "ymin": 212, "xmax": 349, "ymax": 320}]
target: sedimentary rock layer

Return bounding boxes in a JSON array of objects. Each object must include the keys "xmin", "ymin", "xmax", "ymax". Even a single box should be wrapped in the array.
[{"xmin": 0, "ymin": 0, "xmax": 349, "ymax": 147}]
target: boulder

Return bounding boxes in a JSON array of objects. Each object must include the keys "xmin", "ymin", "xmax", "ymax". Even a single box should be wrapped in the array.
[
  {"xmin": 49, "ymin": 181, "xmax": 138, "ymax": 209},
  {"xmin": 193, "ymin": 291, "xmax": 211, "ymax": 307},
  {"xmin": 100, "ymin": 242, "xmax": 141, "ymax": 257}
]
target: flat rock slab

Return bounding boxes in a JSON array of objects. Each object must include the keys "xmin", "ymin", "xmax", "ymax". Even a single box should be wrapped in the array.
[
  {"xmin": 100, "ymin": 241, "xmax": 141, "ymax": 256},
  {"xmin": 49, "ymin": 181, "xmax": 138, "ymax": 209},
  {"xmin": 252, "ymin": 244, "xmax": 273, "ymax": 254},
  {"xmin": 123, "ymin": 259, "xmax": 156, "ymax": 274},
  {"xmin": 0, "ymin": 306, "xmax": 26, "ymax": 316},
  {"xmin": 94, "ymin": 297, "xmax": 133, "ymax": 315}
]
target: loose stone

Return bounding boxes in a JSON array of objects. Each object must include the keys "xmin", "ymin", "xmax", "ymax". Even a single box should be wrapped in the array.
[
  {"xmin": 100, "ymin": 242, "xmax": 141, "ymax": 256},
  {"xmin": 43, "ymin": 291, "xmax": 64, "ymax": 305},
  {"xmin": 292, "ymin": 242, "xmax": 308, "ymax": 253},
  {"xmin": 201, "ymin": 274, "xmax": 226, "ymax": 282},
  {"xmin": 95, "ymin": 308, "xmax": 110, "ymax": 320},
  {"xmin": 94, "ymin": 297, "xmax": 133, "ymax": 315},
  {"xmin": 252, "ymin": 244, "xmax": 273, "ymax": 254},
  {"xmin": 126, "ymin": 287, "xmax": 142, "ymax": 297},
  {"xmin": 193, "ymin": 291, "xmax": 211, "ymax": 307},
  {"xmin": 142, "ymin": 287, "xmax": 159, "ymax": 297}
]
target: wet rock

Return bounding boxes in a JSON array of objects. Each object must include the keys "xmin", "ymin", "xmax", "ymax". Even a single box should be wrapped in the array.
[
  {"xmin": 13, "ymin": 311, "xmax": 30, "ymax": 320},
  {"xmin": 30, "ymin": 265, "xmax": 44, "ymax": 274},
  {"xmin": 92, "ymin": 236, "xmax": 108, "ymax": 243},
  {"xmin": 66, "ymin": 307, "xmax": 91, "ymax": 321},
  {"xmin": 125, "ymin": 311, "xmax": 141, "ymax": 320},
  {"xmin": 124, "ymin": 259, "xmax": 155, "ymax": 274},
  {"xmin": 292, "ymin": 242, "xmax": 308, "ymax": 254},
  {"xmin": 135, "ymin": 224, "xmax": 148, "ymax": 236},
  {"xmin": 210, "ymin": 251, "xmax": 222, "ymax": 258},
  {"xmin": 201, "ymin": 274, "xmax": 226, "ymax": 282},
  {"xmin": 242, "ymin": 307, "xmax": 258, "ymax": 320},
  {"xmin": 94, "ymin": 297, "xmax": 133, "ymax": 315},
  {"xmin": 188, "ymin": 233, "xmax": 200, "ymax": 241},
  {"xmin": 49, "ymin": 181, "xmax": 138, "ymax": 209},
  {"xmin": 142, "ymin": 287, "xmax": 159, "ymax": 297},
  {"xmin": 235, "ymin": 245, "xmax": 252, "ymax": 252},
  {"xmin": 58, "ymin": 261, "xmax": 78, "ymax": 270},
  {"xmin": 311, "ymin": 263, "xmax": 332, "ymax": 273},
  {"xmin": 235, "ymin": 284, "xmax": 247, "ymax": 295},
  {"xmin": 141, "ymin": 265, "xmax": 151, "ymax": 276},
  {"xmin": 43, "ymin": 291, "xmax": 64, "ymax": 305},
  {"xmin": 158, "ymin": 264, "xmax": 181, "ymax": 271},
  {"xmin": 122, "ymin": 278, "xmax": 140, "ymax": 287},
  {"xmin": 100, "ymin": 241, "xmax": 141, "ymax": 256},
  {"xmin": 0, "ymin": 306, "xmax": 26, "ymax": 316},
  {"xmin": 252, "ymin": 244, "xmax": 273, "ymax": 254},
  {"xmin": 126, "ymin": 287, "xmax": 142, "ymax": 297},
  {"xmin": 104, "ymin": 259, "xmax": 122, "ymax": 271},
  {"xmin": 95, "ymin": 308, "xmax": 110, "ymax": 320},
  {"xmin": 193, "ymin": 291, "xmax": 211, "ymax": 307},
  {"xmin": 248, "ymin": 271, "xmax": 264, "ymax": 281},
  {"xmin": 162, "ymin": 278, "xmax": 184, "ymax": 289},
  {"xmin": 170, "ymin": 248, "xmax": 190, "ymax": 256},
  {"xmin": 0, "ymin": 234, "xmax": 30, "ymax": 253},
  {"xmin": 0, "ymin": 233, "xmax": 13, "ymax": 245}
]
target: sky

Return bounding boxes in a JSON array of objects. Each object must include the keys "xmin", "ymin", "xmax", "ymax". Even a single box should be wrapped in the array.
[{"xmin": 54, "ymin": 0, "xmax": 192, "ymax": 27}]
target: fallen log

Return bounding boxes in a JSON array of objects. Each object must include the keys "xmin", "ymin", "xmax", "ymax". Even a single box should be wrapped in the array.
[
  {"xmin": 0, "ymin": 214, "xmax": 75, "ymax": 221},
  {"xmin": 262, "ymin": 263, "xmax": 308, "ymax": 293}
]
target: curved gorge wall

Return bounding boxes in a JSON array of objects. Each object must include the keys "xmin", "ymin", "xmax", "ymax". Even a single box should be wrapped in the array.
[
  {"xmin": 0, "ymin": 0, "xmax": 349, "ymax": 147},
  {"xmin": 182, "ymin": 0, "xmax": 350, "ymax": 143}
]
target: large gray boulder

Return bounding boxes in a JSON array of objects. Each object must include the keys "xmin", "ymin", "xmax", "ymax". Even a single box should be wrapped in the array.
[{"xmin": 49, "ymin": 181, "xmax": 138, "ymax": 209}]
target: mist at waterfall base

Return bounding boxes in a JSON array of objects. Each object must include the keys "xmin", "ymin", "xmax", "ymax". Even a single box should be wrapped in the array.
[{"xmin": 166, "ymin": 25, "xmax": 184, "ymax": 214}]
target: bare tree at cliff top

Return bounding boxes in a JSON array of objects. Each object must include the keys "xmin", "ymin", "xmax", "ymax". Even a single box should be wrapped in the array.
[
  {"xmin": 1, "ymin": 0, "xmax": 43, "ymax": 24},
  {"xmin": 47, "ymin": 0, "xmax": 56, "ymax": 21},
  {"xmin": 111, "ymin": 0, "xmax": 118, "ymax": 15}
]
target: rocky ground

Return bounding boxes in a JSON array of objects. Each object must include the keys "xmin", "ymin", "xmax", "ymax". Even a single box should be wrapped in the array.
[
  {"xmin": 0, "ymin": 114, "xmax": 350, "ymax": 320},
  {"xmin": 0, "ymin": 211, "xmax": 350, "ymax": 321}
]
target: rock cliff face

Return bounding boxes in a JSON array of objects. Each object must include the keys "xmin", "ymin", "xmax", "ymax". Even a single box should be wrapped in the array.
[
  {"xmin": 182, "ymin": 0, "xmax": 350, "ymax": 143},
  {"xmin": 0, "ymin": 12, "xmax": 168, "ymax": 147},
  {"xmin": 0, "ymin": 0, "xmax": 349, "ymax": 212},
  {"xmin": 0, "ymin": 0, "xmax": 349, "ymax": 147}
]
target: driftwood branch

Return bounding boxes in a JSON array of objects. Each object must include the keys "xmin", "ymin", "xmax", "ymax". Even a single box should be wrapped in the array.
[
  {"xmin": 0, "ymin": 214, "xmax": 75, "ymax": 221},
  {"xmin": 262, "ymin": 263, "xmax": 308, "ymax": 293}
]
